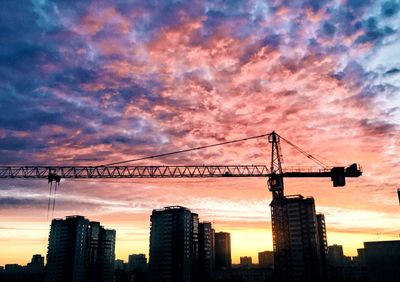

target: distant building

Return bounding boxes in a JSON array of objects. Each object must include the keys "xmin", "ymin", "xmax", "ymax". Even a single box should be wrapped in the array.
[
  {"xmin": 198, "ymin": 222, "xmax": 214, "ymax": 281},
  {"xmin": 128, "ymin": 254, "xmax": 147, "ymax": 273},
  {"xmin": 114, "ymin": 259, "xmax": 125, "ymax": 271},
  {"xmin": 270, "ymin": 195, "xmax": 323, "ymax": 282},
  {"xmin": 327, "ymin": 244, "xmax": 344, "ymax": 266},
  {"xmin": 26, "ymin": 254, "xmax": 45, "ymax": 273},
  {"xmin": 214, "ymin": 232, "xmax": 232, "ymax": 271},
  {"xmin": 0, "ymin": 255, "xmax": 45, "ymax": 282},
  {"xmin": 258, "ymin": 251, "xmax": 274, "ymax": 268},
  {"xmin": 45, "ymin": 215, "xmax": 116, "ymax": 282},
  {"xmin": 4, "ymin": 264, "xmax": 23, "ymax": 272},
  {"xmin": 327, "ymin": 244, "xmax": 346, "ymax": 281},
  {"xmin": 114, "ymin": 259, "xmax": 129, "ymax": 282},
  {"xmin": 1, "ymin": 264, "xmax": 25, "ymax": 282},
  {"xmin": 364, "ymin": 240, "xmax": 400, "ymax": 282},
  {"xmin": 355, "ymin": 248, "xmax": 366, "ymax": 266},
  {"xmin": 240, "ymin": 256, "xmax": 252, "ymax": 268},
  {"xmin": 149, "ymin": 206, "xmax": 199, "ymax": 282}
]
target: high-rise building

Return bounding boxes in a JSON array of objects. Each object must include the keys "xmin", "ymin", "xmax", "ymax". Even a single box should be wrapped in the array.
[
  {"xmin": 214, "ymin": 232, "xmax": 231, "ymax": 271},
  {"xmin": 198, "ymin": 222, "xmax": 214, "ymax": 281},
  {"xmin": 149, "ymin": 206, "xmax": 198, "ymax": 282},
  {"xmin": 270, "ymin": 195, "xmax": 323, "ymax": 282},
  {"xmin": 258, "ymin": 251, "xmax": 274, "ymax": 268},
  {"xmin": 45, "ymin": 215, "xmax": 116, "ymax": 282},
  {"xmin": 99, "ymin": 228, "xmax": 116, "ymax": 282}
]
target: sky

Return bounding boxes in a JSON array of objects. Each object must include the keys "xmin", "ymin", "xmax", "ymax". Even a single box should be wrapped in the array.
[{"xmin": 0, "ymin": 0, "xmax": 400, "ymax": 266}]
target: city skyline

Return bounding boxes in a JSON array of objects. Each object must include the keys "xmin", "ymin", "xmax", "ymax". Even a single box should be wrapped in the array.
[
  {"xmin": 1, "ymin": 0, "xmax": 400, "ymax": 269},
  {"xmin": 0, "ymin": 199, "xmax": 397, "ymax": 267}
]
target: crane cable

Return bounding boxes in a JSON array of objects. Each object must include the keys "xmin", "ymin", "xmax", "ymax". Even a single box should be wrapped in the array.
[
  {"xmin": 46, "ymin": 180, "xmax": 60, "ymax": 221},
  {"xmin": 52, "ymin": 182, "xmax": 59, "ymax": 219},
  {"xmin": 97, "ymin": 133, "xmax": 272, "ymax": 167},
  {"xmin": 46, "ymin": 181, "xmax": 53, "ymax": 222},
  {"xmin": 277, "ymin": 134, "xmax": 327, "ymax": 168}
]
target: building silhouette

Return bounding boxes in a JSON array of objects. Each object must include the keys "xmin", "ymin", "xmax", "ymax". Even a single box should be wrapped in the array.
[
  {"xmin": 270, "ymin": 195, "xmax": 323, "ymax": 282},
  {"xmin": 327, "ymin": 244, "xmax": 344, "ymax": 266},
  {"xmin": 258, "ymin": 251, "xmax": 274, "ymax": 268},
  {"xmin": 214, "ymin": 232, "xmax": 232, "ymax": 271},
  {"xmin": 128, "ymin": 254, "xmax": 147, "ymax": 273},
  {"xmin": 240, "ymin": 256, "xmax": 252, "ymax": 268},
  {"xmin": 127, "ymin": 254, "xmax": 147, "ymax": 282},
  {"xmin": 316, "ymin": 214, "xmax": 328, "ymax": 279},
  {"xmin": 198, "ymin": 222, "xmax": 214, "ymax": 281},
  {"xmin": 148, "ymin": 206, "xmax": 199, "ymax": 282},
  {"xmin": 0, "ymin": 254, "xmax": 45, "ymax": 282},
  {"xmin": 363, "ymin": 240, "xmax": 400, "ymax": 282},
  {"xmin": 45, "ymin": 215, "xmax": 116, "ymax": 282},
  {"xmin": 26, "ymin": 254, "xmax": 45, "ymax": 273},
  {"xmin": 327, "ymin": 244, "xmax": 345, "ymax": 281}
]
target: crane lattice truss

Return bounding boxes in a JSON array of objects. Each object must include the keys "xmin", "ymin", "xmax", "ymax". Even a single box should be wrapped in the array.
[
  {"xmin": 0, "ymin": 165, "xmax": 351, "ymax": 179},
  {"xmin": 0, "ymin": 132, "xmax": 362, "ymax": 196}
]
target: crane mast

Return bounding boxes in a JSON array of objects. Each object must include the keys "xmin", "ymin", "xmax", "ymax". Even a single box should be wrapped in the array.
[{"xmin": 268, "ymin": 131, "xmax": 284, "ymax": 198}]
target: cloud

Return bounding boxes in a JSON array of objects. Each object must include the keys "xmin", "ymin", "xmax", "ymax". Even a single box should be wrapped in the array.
[{"xmin": 381, "ymin": 1, "xmax": 400, "ymax": 17}]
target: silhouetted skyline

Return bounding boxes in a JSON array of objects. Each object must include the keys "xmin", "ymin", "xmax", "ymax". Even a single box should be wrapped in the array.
[{"xmin": 1, "ymin": 208, "xmax": 399, "ymax": 282}]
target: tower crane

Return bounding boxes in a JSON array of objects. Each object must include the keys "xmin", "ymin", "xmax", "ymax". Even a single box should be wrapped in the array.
[
  {"xmin": 0, "ymin": 131, "xmax": 362, "ymax": 195},
  {"xmin": 0, "ymin": 131, "xmax": 363, "ymax": 282}
]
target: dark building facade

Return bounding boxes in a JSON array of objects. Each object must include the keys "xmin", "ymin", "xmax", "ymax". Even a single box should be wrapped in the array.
[
  {"xmin": 327, "ymin": 244, "xmax": 345, "ymax": 281},
  {"xmin": 27, "ymin": 254, "xmax": 45, "ymax": 273},
  {"xmin": 316, "ymin": 214, "xmax": 328, "ymax": 279},
  {"xmin": 127, "ymin": 254, "xmax": 147, "ymax": 282},
  {"xmin": 239, "ymin": 256, "xmax": 252, "ymax": 268},
  {"xmin": 214, "ymin": 232, "xmax": 231, "ymax": 271},
  {"xmin": 198, "ymin": 222, "xmax": 214, "ymax": 281},
  {"xmin": 258, "ymin": 251, "xmax": 274, "ymax": 268},
  {"xmin": 45, "ymin": 215, "xmax": 116, "ymax": 282},
  {"xmin": 128, "ymin": 254, "xmax": 147, "ymax": 273},
  {"xmin": 363, "ymin": 240, "xmax": 400, "ymax": 282},
  {"xmin": 149, "ymin": 206, "xmax": 199, "ymax": 282},
  {"xmin": 0, "ymin": 254, "xmax": 45, "ymax": 282},
  {"xmin": 327, "ymin": 244, "xmax": 344, "ymax": 266},
  {"xmin": 270, "ymin": 195, "xmax": 323, "ymax": 282}
]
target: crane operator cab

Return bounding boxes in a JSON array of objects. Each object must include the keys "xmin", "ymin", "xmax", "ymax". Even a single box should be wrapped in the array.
[
  {"xmin": 268, "ymin": 173, "xmax": 284, "ymax": 195},
  {"xmin": 331, "ymin": 163, "xmax": 362, "ymax": 187}
]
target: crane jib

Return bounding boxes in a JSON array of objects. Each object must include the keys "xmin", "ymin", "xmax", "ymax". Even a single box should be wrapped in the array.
[
  {"xmin": 0, "ymin": 164, "xmax": 362, "ymax": 186},
  {"xmin": 0, "ymin": 132, "xmax": 363, "ymax": 191}
]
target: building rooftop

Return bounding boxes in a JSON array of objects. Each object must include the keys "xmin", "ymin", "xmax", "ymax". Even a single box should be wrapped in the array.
[{"xmin": 153, "ymin": 206, "xmax": 191, "ymax": 212}]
